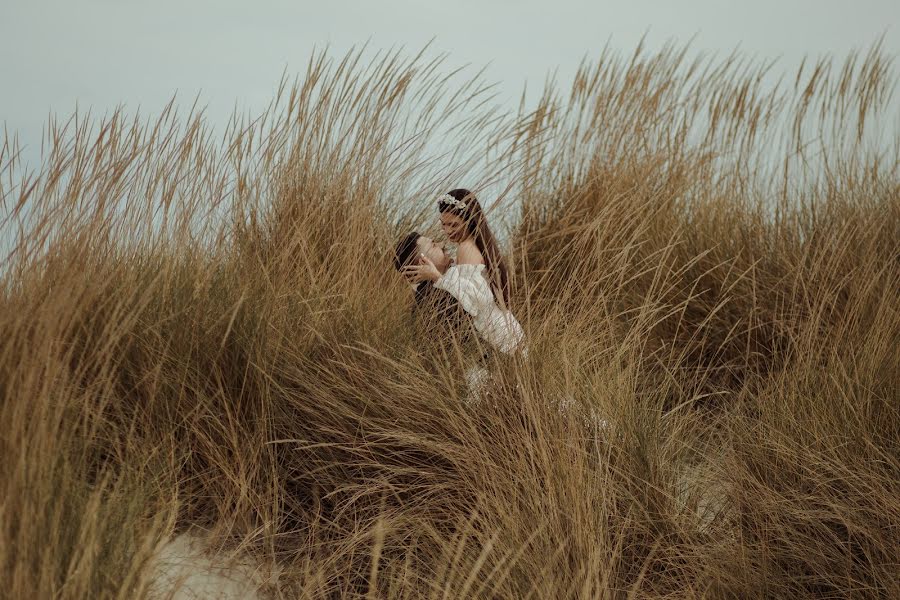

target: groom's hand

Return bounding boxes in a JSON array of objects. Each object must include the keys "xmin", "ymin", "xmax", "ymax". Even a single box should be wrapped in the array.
[{"xmin": 402, "ymin": 255, "xmax": 442, "ymax": 283}]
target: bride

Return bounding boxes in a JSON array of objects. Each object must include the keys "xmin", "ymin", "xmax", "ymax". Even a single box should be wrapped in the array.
[{"xmin": 402, "ymin": 189, "xmax": 525, "ymax": 355}]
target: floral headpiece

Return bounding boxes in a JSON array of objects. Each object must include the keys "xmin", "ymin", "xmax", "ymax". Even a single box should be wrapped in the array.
[{"xmin": 439, "ymin": 193, "xmax": 467, "ymax": 210}]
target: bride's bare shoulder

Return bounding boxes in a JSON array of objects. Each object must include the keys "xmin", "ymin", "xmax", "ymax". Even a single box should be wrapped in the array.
[{"xmin": 456, "ymin": 241, "xmax": 484, "ymax": 265}]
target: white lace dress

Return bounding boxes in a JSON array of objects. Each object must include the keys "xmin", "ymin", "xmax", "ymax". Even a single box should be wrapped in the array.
[{"xmin": 434, "ymin": 263, "xmax": 526, "ymax": 354}]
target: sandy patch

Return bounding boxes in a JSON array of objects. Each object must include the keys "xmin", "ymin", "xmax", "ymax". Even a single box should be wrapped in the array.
[{"xmin": 148, "ymin": 533, "xmax": 274, "ymax": 600}]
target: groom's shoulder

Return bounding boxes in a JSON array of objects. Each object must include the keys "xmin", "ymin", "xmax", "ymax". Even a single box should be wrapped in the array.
[
  {"xmin": 411, "ymin": 283, "xmax": 473, "ymax": 346},
  {"xmin": 415, "ymin": 283, "xmax": 465, "ymax": 319},
  {"xmin": 415, "ymin": 281, "xmax": 453, "ymax": 307}
]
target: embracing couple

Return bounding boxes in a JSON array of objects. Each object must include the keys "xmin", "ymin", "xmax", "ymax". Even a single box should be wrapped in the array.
[{"xmin": 393, "ymin": 189, "xmax": 526, "ymax": 396}]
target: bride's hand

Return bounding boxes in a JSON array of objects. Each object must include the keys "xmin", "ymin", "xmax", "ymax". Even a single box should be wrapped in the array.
[{"xmin": 402, "ymin": 255, "xmax": 442, "ymax": 283}]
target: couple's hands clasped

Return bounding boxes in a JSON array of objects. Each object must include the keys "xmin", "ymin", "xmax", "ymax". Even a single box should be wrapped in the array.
[{"xmin": 402, "ymin": 254, "xmax": 442, "ymax": 284}]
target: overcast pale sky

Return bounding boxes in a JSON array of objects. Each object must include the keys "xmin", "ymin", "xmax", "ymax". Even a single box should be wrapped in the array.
[{"xmin": 2, "ymin": 0, "xmax": 898, "ymax": 167}]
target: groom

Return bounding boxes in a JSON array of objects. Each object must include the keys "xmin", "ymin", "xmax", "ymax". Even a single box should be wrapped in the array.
[
  {"xmin": 393, "ymin": 231, "xmax": 468, "ymax": 342},
  {"xmin": 394, "ymin": 231, "xmax": 496, "ymax": 402}
]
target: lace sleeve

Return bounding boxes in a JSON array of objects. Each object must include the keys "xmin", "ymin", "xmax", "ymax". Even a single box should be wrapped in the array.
[{"xmin": 434, "ymin": 264, "xmax": 493, "ymax": 318}]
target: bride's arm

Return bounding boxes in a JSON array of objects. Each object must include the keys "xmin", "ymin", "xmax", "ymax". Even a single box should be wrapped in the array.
[
  {"xmin": 436, "ymin": 266, "xmax": 525, "ymax": 354},
  {"xmin": 433, "ymin": 265, "xmax": 486, "ymax": 318}
]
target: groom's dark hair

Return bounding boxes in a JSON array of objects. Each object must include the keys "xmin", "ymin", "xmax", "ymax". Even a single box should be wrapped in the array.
[{"xmin": 394, "ymin": 231, "xmax": 421, "ymax": 270}]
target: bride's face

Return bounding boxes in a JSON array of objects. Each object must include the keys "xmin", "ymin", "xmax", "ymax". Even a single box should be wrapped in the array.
[{"xmin": 440, "ymin": 212, "xmax": 467, "ymax": 243}]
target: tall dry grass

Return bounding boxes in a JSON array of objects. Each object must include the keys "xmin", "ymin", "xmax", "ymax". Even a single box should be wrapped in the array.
[{"xmin": 1, "ymin": 43, "xmax": 898, "ymax": 598}]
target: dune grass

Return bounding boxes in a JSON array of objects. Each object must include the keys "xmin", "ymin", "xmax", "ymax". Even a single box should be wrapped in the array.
[{"xmin": 1, "ymin": 43, "xmax": 898, "ymax": 598}]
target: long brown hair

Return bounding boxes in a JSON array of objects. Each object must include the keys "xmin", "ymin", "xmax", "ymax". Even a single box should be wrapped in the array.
[{"xmin": 438, "ymin": 189, "xmax": 510, "ymax": 308}]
